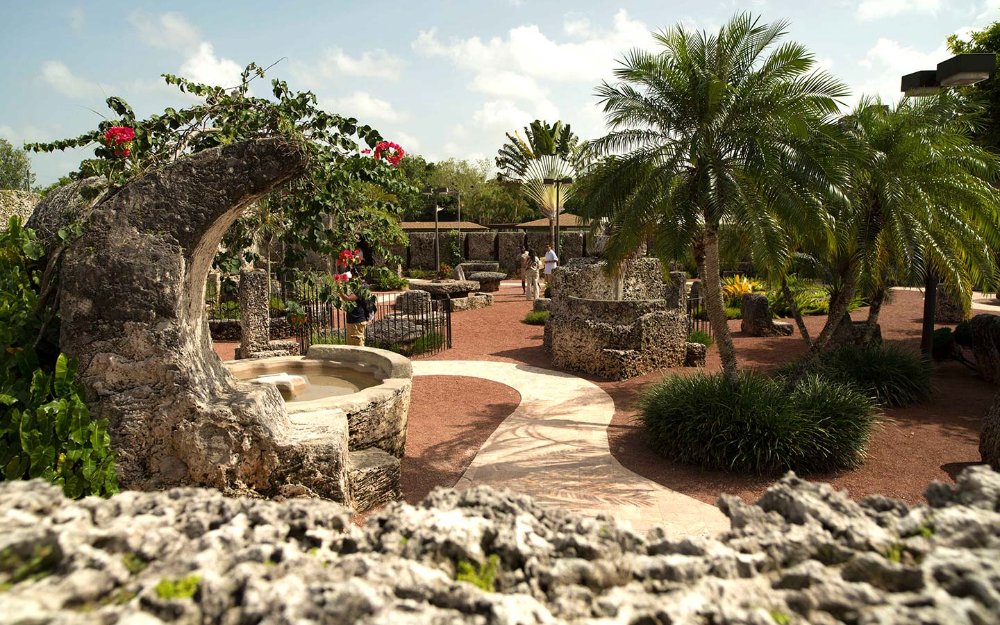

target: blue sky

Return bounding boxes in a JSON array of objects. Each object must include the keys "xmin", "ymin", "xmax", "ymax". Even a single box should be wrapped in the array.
[{"xmin": 1, "ymin": 0, "xmax": 998, "ymax": 185}]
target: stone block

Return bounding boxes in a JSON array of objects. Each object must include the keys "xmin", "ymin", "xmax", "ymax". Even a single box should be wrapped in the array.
[
  {"xmin": 685, "ymin": 342, "xmax": 707, "ymax": 367},
  {"xmin": 465, "ymin": 231, "xmax": 497, "ymax": 261},
  {"xmin": 468, "ymin": 272, "xmax": 505, "ymax": 292},
  {"xmin": 559, "ymin": 231, "xmax": 585, "ymax": 260},
  {"xmin": 239, "ymin": 269, "xmax": 272, "ymax": 357},
  {"xmin": 936, "ymin": 286, "xmax": 970, "ymax": 323},
  {"xmin": 349, "ymin": 448, "xmax": 402, "ymax": 512},
  {"xmin": 664, "ymin": 271, "xmax": 688, "ymax": 309},
  {"xmin": 533, "ymin": 298, "xmax": 551, "ymax": 312},
  {"xmin": 982, "ymin": 393, "xmax": 1000, "ymax": 468},
  {"xmin": 408, "ymin": 232, "xmax": 438, "ymax": 270},
  {"xmin": 394, "ymin": 290, "xmax": 433, "ymax": 317},
  {"xmin": 971, "ymin": 314, "xmax": 1000, "ymax": 385},
  {"xmin": 740, "ymin": 294, "xmax": 793, "ymax": 337},
  {"xmin": 366, "ymin": 318, "xmax": 423, "ymax": 344},
  {"xmin": 497, "ymin": 231, "xmax": 526, "ymax": 274},
  {"xmin": 526, "ymin": 231, "xmax": 551, "ymax": 258}
]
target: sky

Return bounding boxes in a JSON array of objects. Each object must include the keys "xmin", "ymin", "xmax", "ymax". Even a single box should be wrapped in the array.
[{"xmin": 1, "ymin": 0, "xmax": 998, "ymax": 185}]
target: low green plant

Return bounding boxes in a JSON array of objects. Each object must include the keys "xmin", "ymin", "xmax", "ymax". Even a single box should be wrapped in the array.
[
  {"xmin": 932, "ymin": 328, "xmax": 954, "ymax": 361},
  {"xmin": 543, "ymin": 284, "xmax": 551, "ymax": 298},
  {"xmin": 805, "ymin": 344, "xmax": 932, "ymax": 407},
  {"xmin": 311, "ymin": 332, "xmax": 346, "ymax": 346},
  {"xmin": 0, "ymin": 544, "xmax": 60, "ymax": 587},
  {"xmin": 1, "ymin": 217, "xmax": 119, "ymax": 498},
  {"xmin": 437, "ymin": 263, "xmax": 453, "ymax": 280},
  {"xmin": 768, "ymin": 610, "xmax": 791, "ymax": 625},
  {"xmin": 688, "ymin": 330, "xmax": 713, "ymax": 348},
  {"xmin": 408, "ymin": 331, "xmax": 445, "ymax": 355},
  {"xmin": 456, "ymin": 554, "xmax": 500, "ymax": 592},
  {"xmin": 122, "ymin": 553, "xmax": 147, "ymax": 575},
  {"xmin": 694, "ymin": 305, "xmax": 743, "ymax": 321},
  {"xmin": 405, "ymin": 268, "xmax": 437, "ymax": 280},
  {"xmin": 721, "ymin": 274, "xmax": 763, "ymax": 306},
  {"xmin": 155, "ymin": 575, "xmax": 201, "ymax": 600},
  {"xmin": 364, "ymin": 266, "xmax": 409, "ymax": 292},
  {"xmin": 523, "ymin": 310, "xmax": 549, "ymax": 325},
  {"xmin": 640, "ymin": 371, "xmax": 876, "ymax": 474},
  {"xmin": 210, "ymin": 300, "xmax": 241, "ymax": 320}
]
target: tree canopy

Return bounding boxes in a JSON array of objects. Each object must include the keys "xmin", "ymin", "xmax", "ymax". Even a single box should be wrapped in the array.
[{"xmin": 0, "ymin": 139, "xmax": 35, "ymax": 191}]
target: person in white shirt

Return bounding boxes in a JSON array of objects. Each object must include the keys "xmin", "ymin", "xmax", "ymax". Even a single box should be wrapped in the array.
[{"xmin": 543, "ymin": 244, "xmax": 559, "ymax": 283}]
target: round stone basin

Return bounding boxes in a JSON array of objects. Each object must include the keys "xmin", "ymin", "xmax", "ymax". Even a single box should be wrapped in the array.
[{"xmin": 224, "ymin": 345, "xmax": 413, "ymax": 458}]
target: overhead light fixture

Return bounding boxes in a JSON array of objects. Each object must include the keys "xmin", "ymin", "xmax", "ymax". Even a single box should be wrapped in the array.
[
  {"xmin": 937, "ymin": 53, "xmax": 996, "ymax": 87},
  {"xmin": 901, "ymin": 70, "xmax": 941, "ymax": 97}
]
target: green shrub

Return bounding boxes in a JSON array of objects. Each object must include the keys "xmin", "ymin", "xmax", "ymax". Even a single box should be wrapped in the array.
[
  {"xmin": 543, "ymin": 284, "xmax": 552, "ymax": 298},
  {"xmin": 640, "ymin": 371, "xmax": 876, "ymax": 474},
  {"xmin": 688, "ymin": 330, "xmax": 713, "ymax": 348},
  {"xmin": 405, "ymin": 268, "xmax": 437, "ymax": 280},
  {"xmin": 456, "ymin": 554, "xmax": 500, "ymax": 592},
  {"xmin": 932, "ymin": 328, "xmax": 954, "ymax": 361},
  {"xmin": 0, "ymin": 217, "xmax": 119, "ymax": 498},
  {"xmin": 210, "ymin": 300, "xmax": 241, "ymax": 320},
  {"xmin": 807, "ymin": 344, "xmax": 932, "ymax": 407},
  {"xmin": 523, "ymin": 311, "xmax": 549, "ymax": 325},
  {"xmin": 694, "ymin": 306, "xmax": 742, "ymax": 321},
  {"xmin": 365, "ymin": 266, "xmax": 409, "ymax": 292},
  {"xmin": 155, "ymin": 575, "xmax": 201, "ymax": 600},
  {"xmin": 954, "ymin": 320, "xmax": 973, "ymax": 347}
]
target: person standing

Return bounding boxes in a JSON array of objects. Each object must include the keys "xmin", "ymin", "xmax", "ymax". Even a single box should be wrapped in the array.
[
  {"xmin": 516, "ymin": 249, "xmax": 531, "ymax": 294},
  {"xmin": 543, "ymin": 244, "xmax": 559, "ymax": 284},
  {"xmin": 525, "ymin": 252, "xmax": 541, "ymax": 300}
]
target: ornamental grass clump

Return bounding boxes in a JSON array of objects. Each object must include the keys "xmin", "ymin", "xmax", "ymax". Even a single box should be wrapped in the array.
[
  {"xmin": 640, "ymin": 371, "xmax": 876, "ymax": 475},
  {"xmin": 810, "ymin": 344, "xmax": 932, "ymax": 407}
]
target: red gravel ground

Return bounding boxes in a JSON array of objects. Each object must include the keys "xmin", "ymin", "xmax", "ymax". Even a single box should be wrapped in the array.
[{"xmin": 213, "ymin": 283, "xmax": 996, "ymax": 507}]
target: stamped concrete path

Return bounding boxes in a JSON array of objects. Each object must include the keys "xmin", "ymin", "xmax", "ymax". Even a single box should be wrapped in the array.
[{"xmin": 412, "ymin": 359, "xmax": 729, "ymax": 536}]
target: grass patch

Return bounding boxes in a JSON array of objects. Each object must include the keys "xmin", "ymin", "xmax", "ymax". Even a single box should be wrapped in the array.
[
  {"xmin": 640, "ymin": 371, "xmax": 876, "ymax": 475},
  {"xmin": 456, "ymin": 554, "xmax": 500, "ymax": 592},
  {"xmin": 523, "ymin": 310, "xmax": 549, "ymax": 325},
  {"xmin": 688, "ymin": 330, "xmax": 713, "ymax": 348},
  {"xmin": 0, "ymin": 544, "xmax": 60, "ymax": 587},
  {"xmin": 788, "ymin": 344, "xmax": 932, "ymax": 407},
  {"xmin": 155, "ymin": 575, "xmax": 201, "ymax": 600}
]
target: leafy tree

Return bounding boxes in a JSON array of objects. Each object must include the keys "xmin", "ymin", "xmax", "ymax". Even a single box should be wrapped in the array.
[
  {"xmin": 0, "ymin": 139, "xmax": 35, "ymax": 191},
  {"xmin": 578, "ymin": 13, "xmax": 848, "ymax": 385},
  {"xmin": 809, "ymin": 95, "xmax": 1000, "ymax": 349},
  {"xmin": 28, "ymin": 63, "xmax": 411, "ymax": 287},
  {"xmin": 496, "ymin": 120, "xmax": 580, "ymax": 243},
  {"xmin": 948, "ymin": 21, "xmax": 1000, "ymax": 153}
]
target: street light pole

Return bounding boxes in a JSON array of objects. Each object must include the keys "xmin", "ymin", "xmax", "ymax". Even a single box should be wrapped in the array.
[
  {"xmin": 900, "ymin": 53, "xmax": 996, "ymax": 356},
  {"xmin": 423, "ymin": 186, "xmax": 450, "ymax": 273}
]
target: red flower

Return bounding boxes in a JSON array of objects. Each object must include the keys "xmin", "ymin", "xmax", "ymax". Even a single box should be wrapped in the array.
[
  {"xmin": 361, "ymin": 148, "xmax": 372, "ymax": 155},
  {"xmin": 104, "ymin": 126, "xmax": 135, "ymax": 159},
  {"xmin": 334, "ymin": 273, "xmax": 350, "ymax": 283},
  {"xmin": 373, "ymin": 140, "xmax": 405, "ymax": 167}
]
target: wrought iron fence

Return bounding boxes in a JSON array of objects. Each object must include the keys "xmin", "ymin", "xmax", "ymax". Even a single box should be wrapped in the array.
[
  {"xmin": 686, "ymin": 294, "xmax": 712, "ymax": 337},
  {"xmin": 283, "ymin": 279, "xmax": 452, "ymax": 358}
]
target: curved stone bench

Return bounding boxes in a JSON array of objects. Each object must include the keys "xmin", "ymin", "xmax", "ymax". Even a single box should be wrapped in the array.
[{"xmin": 468, "ymin": 271, "xmax": 506, "ymax": 293}]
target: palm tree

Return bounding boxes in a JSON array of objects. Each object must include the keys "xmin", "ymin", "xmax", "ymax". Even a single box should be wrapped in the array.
[
  {"xmin": 578, "ymin": 13, "xmax": 848, "ymax": 385},
  {"xmin": 496, "ymin": 120, "xmax": 580, "ymax": 242},
  {"xmin": 809, "ymin": 94, "xmax": 1000, "ymax": 350}
]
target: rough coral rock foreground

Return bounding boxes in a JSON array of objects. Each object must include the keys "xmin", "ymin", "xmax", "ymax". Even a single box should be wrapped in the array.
[{"xmin": 1, "ymin": 468, "xmax": 999, "ymax": 624}]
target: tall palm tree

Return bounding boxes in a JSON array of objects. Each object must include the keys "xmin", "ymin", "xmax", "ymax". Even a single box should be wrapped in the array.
[
  {"xmin": 578, "ymin": 13, "xmax": 848, "ymax": 385},
  {"xmin": 810, "ymin": 94, "xmax": 1000, "ymax": 350},
  {"xmin": 496, "ymin": 120, "xmax": 580, "ymax": 241}
]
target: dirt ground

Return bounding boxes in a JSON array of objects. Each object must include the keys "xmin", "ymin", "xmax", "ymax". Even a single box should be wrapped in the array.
[{"xmin": 214, "ymin": 284, "xmax": 996, "ymax": 506}]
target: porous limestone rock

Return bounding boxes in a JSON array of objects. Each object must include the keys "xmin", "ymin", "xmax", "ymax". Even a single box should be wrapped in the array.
[
  {"xmin": 497, "ymin": 231, "xmax": 526, "ymax": 274},
  {"xmin": 366, "ymin": 318, "xmax": 423, "ymax": 344},
  {"xmin": 25, "ymin": 138, "xmax": 359, "ymax": 499},
  {"xmin": 526, "ymin": 231, "xmax": 551, "ymax": 258},
  {"xmin": 457, "ymin": 261, "xmax": 500, "ymax": 275},
  {"xmin": 981, "ymin": 393, "xmax": 1000, "ymax": 468},
  {"xmin": 559, "ymin": 231, "xmax": 584, "ymax": 260},
  {"xmin": 407, "ymin": 232, "xmax": 437, "ymax": 269},
  {"xmin": 406, "ymin": 279, "xmax": 480, "ymax": 298},
  {"xmin": 3, "ymin": 466, "xmax": 999, "ymax": 624},
  {"xmin": 467, "ymin": 271, "xmax": 505, "ymax": 293},
  {"xmin": 465, "ymin": 231, "xmax": 496, "ymax": 261},
  {"xmin": 740, "ymin": 293, "xmax": 793, "ymax": 337},
  {"xmin": 0, "ymin": 189, "xmax": 40, "ymax": 225},
  {"xmin": 393, "ymin": 290, "xmax": 434, "ymax": 317},
  {"xmin": 971, "ymin": 313, "xmax": 1000, "ymax": 385},
  {"xmin": 685, "ymin": 342, "xmax": 707, "ymax": 367},
  {"xmin": 533, "ymin": 297, "xmax": 551, "ymax": 312}
]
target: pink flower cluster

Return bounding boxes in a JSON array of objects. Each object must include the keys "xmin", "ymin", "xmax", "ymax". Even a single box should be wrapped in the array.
[
  {"xmin": 333, "ymin": 273, "xmax": 350, "ymax": 284},
  {"xmin": 373, "ymin": 141, "xmax": 404, "ymax": 166},
  {"xmin": 104, "ymin": 126, "xmax": 135, "ymax": 158}
]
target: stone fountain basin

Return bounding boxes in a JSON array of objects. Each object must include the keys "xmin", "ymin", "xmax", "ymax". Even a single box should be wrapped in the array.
[{"xmin": 226, "ymin": 345, "xmax": 412, "ymax": 458}]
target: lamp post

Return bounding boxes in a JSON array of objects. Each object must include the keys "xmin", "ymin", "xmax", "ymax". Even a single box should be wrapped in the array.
[
  {"xmin": 423, "ymin": 186, "xmax": 449, "ymax": 271},
  {"xmin": 900, "ymin": 53, "xmax": 996, "ymax": 356},
  {"xmin": 542, "ymin": 176, "xmax": 573, "ymax": 258}
]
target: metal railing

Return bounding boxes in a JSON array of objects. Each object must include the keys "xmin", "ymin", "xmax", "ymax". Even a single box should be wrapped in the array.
[
  {"xmin": 284, "ymin": 280, "xmax": 452, "ymax": 358},
  {"xmin": 686, "ymin": 294, "xmax": 712, "ymax": 337}
]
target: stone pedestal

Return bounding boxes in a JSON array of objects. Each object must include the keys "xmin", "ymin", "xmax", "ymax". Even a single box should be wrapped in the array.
[
  {"xmin": 238, "ymin": 270, "xmax": 270, "ymax": 359},
  {"xmin": 664, "ymin": 271, "xmax": 688, "ymax": 309},
  {"xmin": 971, "ymin": 314, "xmax": 1000, "ymax": 385},
  {"xmin": 740, "ymin": 294, "xmax": 793, "ymax": 337},
  {"xmin": 981, "ymin": 393, "xmax": 1000, "ymax": 469}
]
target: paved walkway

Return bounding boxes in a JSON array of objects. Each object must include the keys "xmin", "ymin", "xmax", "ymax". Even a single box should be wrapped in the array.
[{"xmin": 412, "ymin": 359, "xmax": 729, "ymax": 536}]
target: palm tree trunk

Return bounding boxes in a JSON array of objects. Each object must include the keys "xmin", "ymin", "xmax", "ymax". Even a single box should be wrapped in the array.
[
  {"xmin": 863, "ymin": 288, "xmax": 886, "ymax": 344},
  {"xmin": 703, "ymin": 228, "xmax": 739, "ymax": 385},
  {"xmin": 549, "ymin": 217, "xmax": 555, "ymax": 249},
  {"xmin": 812, "ymin": 266, "xmax": 859, "ymax": 353},
  {"xmin": 782, "ymin": 278, "xmax": 813, "ymax": 349}
]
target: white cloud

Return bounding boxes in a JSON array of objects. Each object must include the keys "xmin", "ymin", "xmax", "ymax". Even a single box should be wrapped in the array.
[
  {"xmin": 471, "ymin": 98, "xmax": 560, "ymax": 144},
  {"xmin": 469, "ymin": 71, "xmax": 548, "ymax": 102},
  {"xmin": 413, "ymin": 9, "xmax": 652, "ymax": 84},
  {"xmin": 852, "ymin": 37, "xmax": 949, "ymax": 105},
  {"xmin": 856, "ymin": 0, "xmax": 941, "ymax": 21},
  {"xmin": 976, "ymin": 0, "xmax": 1000, "ymax": 22},
  {"xmin": 39, "ymin": 61, "xmax": 104, "ymax": 100},
  {"xmin": 129, "ymin": 11, "xmax": 200, "ymax": 51},
  {"xmin": 178, "ymin": 42, "xmax": 244, "ymax": 87},
  {"xmin": 328, "ymin": 92, "xmax": 403, "ymax": 122},
  {"xmin": 390, "ymin": 130, "xmax": 420, "ymax": 152},
  {"xmin": 320, "ymin": 48, "xmax": 403, "ymax": 80},
  {"xmin": 69, "ymin": 7, "xmax": 84, "ymax": 31}
]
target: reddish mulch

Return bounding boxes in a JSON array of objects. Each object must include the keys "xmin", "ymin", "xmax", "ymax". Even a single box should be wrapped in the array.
[
  {"xmin": 401, "ymin": 376, "xmax": 520, "ymax": 503},
  {"xmin": 212, "ymin": 284, "xmax": 996, "ymax": 507}
]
